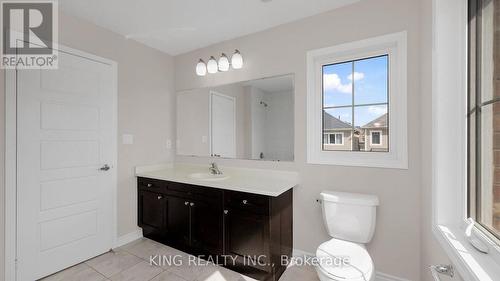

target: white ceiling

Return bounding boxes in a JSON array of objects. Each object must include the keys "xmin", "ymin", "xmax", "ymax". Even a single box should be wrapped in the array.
[{"xmin": 59, "ymin": 0, "xmax": 360, "ymax": 56}]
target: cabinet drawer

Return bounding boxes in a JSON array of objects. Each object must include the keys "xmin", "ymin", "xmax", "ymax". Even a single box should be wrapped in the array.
[
  {"xmin": 138, "ymin": 177, "xmax": 167, "ymax": 193},
  {"xmin": 167, "ymin": 182, "xmax": 221, "ymax": 201},
  {"xmin": 225, "ymin": 191, "xmax": 270, "ymax": 215}
]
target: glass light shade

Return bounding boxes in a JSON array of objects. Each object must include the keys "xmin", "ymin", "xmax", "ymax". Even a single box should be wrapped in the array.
[
  {"xmin": 196, "ymin": 59, "xmax": 207, "ymax": 76},
  {"xmin": 218, "ymin": 53, "xmax": 230, "ymax": 72},
  {"xmin": 231, "ymin": 50, "xmax": 243, "ymax": 69},
  {"xmin": 207, "ymin": 56, "xmax": 218, "ymax": 74}
]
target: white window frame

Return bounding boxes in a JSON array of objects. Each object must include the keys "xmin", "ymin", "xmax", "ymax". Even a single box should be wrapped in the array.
[
  {"xmin": 432, "ymin": 0, "xmax": 500, "ymax": 280},
  {"xmin": 306, "ymin": 31, "xmax": 408, "ymax": 169},
  {"xmin": 324, "ymin": 132, "xmax": 344, "ymax": 145},
  {"xmin": 370, "ymin": 130, "xmax": 382, "ymax": 146}
]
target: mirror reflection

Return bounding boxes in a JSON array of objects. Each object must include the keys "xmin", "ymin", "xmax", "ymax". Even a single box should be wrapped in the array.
[{"xmin": 176, "ymin": 74, "xmax": 294, "ymax": 161}]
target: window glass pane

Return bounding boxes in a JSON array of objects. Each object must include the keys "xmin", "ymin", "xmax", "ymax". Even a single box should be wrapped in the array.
[
  {"xmin": 480, "ymin": 0, "xmax": 497, "ymax": 103},
  {"xmin": 323, "ymin": 62, "xmax": 353, "ymax": 107},
  {"xmin": 372, "ymin": 132, "xmax": 381, "ymax": 144},
  {"xmin": 469, "ymin": 0, "xmax": 500, "ymax": 239},
  {"xmin": 323, "ymin": 108, "xmax": 353, "ymax": 128},
  {"xmin": 329, "ymin": 134, "xmax": 336, "ymax": 144},
  {"xmin": 479, "ymin": 102, "xmax": 500, "ymax": 234},
  {"xmin": 321, "ymin": 56, "xmax": 389, "ymax": 152},
  {"xmin": 354, "ymin": 55, "xmax": 389, "ymax": 105},
  {"xmin": 356, "ymin": 105, "xmax": 388, "ymax": 152},
  {"xmin": 335, "ymin": 134, "xmax": 343, "ymax": 144},
  {"xmin": 323, "ymin": 108, "xmax": 352, "ymax": 151}
]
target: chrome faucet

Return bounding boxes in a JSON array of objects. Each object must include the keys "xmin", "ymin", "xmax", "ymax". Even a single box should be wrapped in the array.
[{"xmin": 209, "ymin": 162, "xmax": 222, "ymax": 175}]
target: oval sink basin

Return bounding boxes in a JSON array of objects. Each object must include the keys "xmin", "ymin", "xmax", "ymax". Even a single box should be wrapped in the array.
[{"xmin": 188, "ymin": 172, "xmax": 229, "ymax": 181}]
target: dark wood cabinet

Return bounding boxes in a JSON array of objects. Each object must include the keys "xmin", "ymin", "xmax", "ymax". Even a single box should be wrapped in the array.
[
  {"xmin": 165, "ymin": 195, "xmax": 190, "ymax": 249},
  {"xmin": 190, "ymin": 198, "xmax": 223, "ymax": 256},
  {"xmin": 137, "ymin": 177, "xmax": 293, "ymax": 281},
  {"xmin": 138, "ymin": 190, "xmax": 167, "ymax": 240}
]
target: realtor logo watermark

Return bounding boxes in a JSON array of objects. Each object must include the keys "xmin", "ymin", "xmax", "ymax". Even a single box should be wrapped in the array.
[{"xmin": 1, "ymin": 0, "xmax": 58, "ymax": 69}]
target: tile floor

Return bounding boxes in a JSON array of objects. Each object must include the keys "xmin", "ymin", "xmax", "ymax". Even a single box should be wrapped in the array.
[{"xmin": 40, "ymin": 238, "xmax": 319, "ymax": 281}]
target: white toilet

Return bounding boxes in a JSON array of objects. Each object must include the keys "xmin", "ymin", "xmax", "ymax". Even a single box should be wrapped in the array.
[{"xmin": 315, "ymin": 191, "xmax": 379, "ymax": 281}]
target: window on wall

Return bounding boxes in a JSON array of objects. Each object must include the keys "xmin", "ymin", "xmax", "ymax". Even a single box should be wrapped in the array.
[
  {"xmin": 468, "ymin": 0, "xmax": 500, "ymax": 241},
  {"xmin": 324, "ymin": 133, "xmax": 343, "ymax": 145},
  {"xmin": 322, "ymin": 55, "xmax": 389, "ymax": 152},
  {"xmin": 371, "ymin": 131, "xmax": 382, "ymax": 145},
  {"xmin": 307, "ymin": 31, "xmax": 407, "ymax": 168}
]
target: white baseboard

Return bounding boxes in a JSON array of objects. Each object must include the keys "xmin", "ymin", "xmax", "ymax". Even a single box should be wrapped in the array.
[
  {"xmin": 375, "ymin": 272, "xmax": 411, "ymax": 281},
  {"xmin": 115, "ymin": 229, "xmax": 143, "ymax": 248},
  {"xmin": 292, "ymin": 248, "xmax": 411, "ymax": 281}
]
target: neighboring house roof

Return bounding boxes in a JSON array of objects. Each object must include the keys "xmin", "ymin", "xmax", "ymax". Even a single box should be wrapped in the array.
[
  {"xmin": 323, "ymin": 111, "xmax": 352, "ymax": 130},
  {"xmin": 362, "ymin": 113, "xmax": 388, "ymax": 129}
]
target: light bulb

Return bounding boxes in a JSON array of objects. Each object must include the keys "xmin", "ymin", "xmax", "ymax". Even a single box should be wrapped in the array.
[
  {"xmin": 231, "ymin": 49, "xmax": 243, "ymax": 69},
  {"xmin": 218, "ymin": 53, "xmax": 230, "ymax": 72},
  {"xmin": 196, "ymin": 59, "xmax": 207, "ymax": 76},
  {"xmin": 207, "ymin": 56, "xmax": 218, "ymax": 74}
]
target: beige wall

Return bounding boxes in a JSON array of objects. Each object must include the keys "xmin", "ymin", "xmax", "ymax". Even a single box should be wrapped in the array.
[
  {"xmin": 0, "ymin": 12, "xmax": 176, "ymax": 277},
  {"xmin": 174, "ymin": 0, "xmax": 422, "ymax": 279}
]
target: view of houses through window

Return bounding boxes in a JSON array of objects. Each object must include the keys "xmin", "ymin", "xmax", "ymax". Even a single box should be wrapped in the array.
[
  {"xmin": 322, "ymin": 55, "xmax": 389, "ymax": 152},
  {"xmin": 468, "ymin": 0, "xmax": 500, "ymax": 238}
]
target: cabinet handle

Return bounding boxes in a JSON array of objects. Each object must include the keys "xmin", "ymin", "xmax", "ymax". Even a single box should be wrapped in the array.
[
  {"xmin": 242, "ymin": 200, "xmax": 248, "ymax": 205},
  {"xmin": 190, "ymin": 202, "xmax": 195, "ymax": 207},
  {"xmin": 157, "ymin": 195, "xmax": 162, "ymax": 200},
  {"xmin": 184, "ymin": 201, "xmax": 189, "ymax": 205},
  {"xmin": 224, "ymin": 210, "xmax": 229, "ymax": 215},
  {"xmin": 147, "ymin": 183, "xmax": 153, "ymax": 188}
]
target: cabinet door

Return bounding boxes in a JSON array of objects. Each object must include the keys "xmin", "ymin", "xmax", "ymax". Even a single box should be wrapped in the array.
[
  {"xmin": 190, "ymin": 199, "xmax": 223, "ymax": 256},
  {"xmin": 166, "ymin": 196, "xmax": 190, "ymax": 249},
  {"xmin": 224, "ymin": 208, "xmax": 270, "ymax": 270},
  {"xmin": 138, "ymin": 190, "xmax": 167, "ymax": 237}
]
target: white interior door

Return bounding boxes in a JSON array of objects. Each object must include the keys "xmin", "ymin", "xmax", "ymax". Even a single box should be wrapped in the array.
[
  {"xmin": 210, "ymin": 92, "xmax": 236, "ymax": 158},
  {"xmin": 16, "ymin": 49, "xmax": 116, "ymax": 281}
]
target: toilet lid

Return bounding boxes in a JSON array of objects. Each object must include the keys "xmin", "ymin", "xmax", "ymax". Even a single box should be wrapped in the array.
[{"xmin": 316, "ymin": 239, "xmax": 373, "ymax": 280}]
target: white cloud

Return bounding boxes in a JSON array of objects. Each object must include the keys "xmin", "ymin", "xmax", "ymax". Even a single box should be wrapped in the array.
[
  {"xmin": 323, "ymin": 73, "xmax": 352, "ymax": 94},
  {"xmin": 347, "ymin": 72, "xmax": 365, "ymax": 81},
  {"xmin": 368, "ymin": 105, "xmax": 387, "ymax": 115}
]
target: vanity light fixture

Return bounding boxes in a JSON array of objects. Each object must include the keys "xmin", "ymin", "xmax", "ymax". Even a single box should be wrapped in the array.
[
  {"xmin": 218, "ymin": 53, "xmax": 230, "ymax": 72},
  {"xmin": 196, "ymin": 59, "xmax": 207, "ymax": 76},
  {"xmin": 195, "ymin": 50, "xmax": 244, "ymax": 76},
  {"xmin": 231, "ymin": 49, "xmax": 243, "ymax": 69},
  {"xmin": 207, "ymin": 56, "xmax": 218, "ymax": 74}
]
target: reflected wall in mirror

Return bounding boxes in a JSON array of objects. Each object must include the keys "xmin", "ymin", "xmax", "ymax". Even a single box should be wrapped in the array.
[{"xmin": 176, "ymin": 74, "xmax": 294, "ymax": 161}]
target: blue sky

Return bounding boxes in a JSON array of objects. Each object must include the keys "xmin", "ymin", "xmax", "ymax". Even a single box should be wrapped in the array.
[{"xmin": 323, "ymin": 55, "xmax": 388, "ymax": 127}]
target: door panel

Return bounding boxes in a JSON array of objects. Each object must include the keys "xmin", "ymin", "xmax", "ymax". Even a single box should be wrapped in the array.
[
  {"xmin": 17, "ymin": 49, "xmax": 115, "ymax": 281},
  {"xmin": 138, "ymin": 190, "xmax": 166, "ymax": 231},
  {"xmin": 166, "ymin": 196, "xmax": 190, "ymax": 248},
  {"xmin": 225, "ymin": 208, "xmax": 270, "ymax": 269},
  {"xmin": 210, "ymin": 92, "xmax": 236, "ymax": 158},
  {"xmin": 190, "ymin": 199, "xmax": 223, "ymax": 256}
]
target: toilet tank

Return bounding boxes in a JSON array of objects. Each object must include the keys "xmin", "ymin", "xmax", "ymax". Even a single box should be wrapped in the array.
[{"xmin": 320, "ymin": 191, "xmax": 379, "ymax": 244}]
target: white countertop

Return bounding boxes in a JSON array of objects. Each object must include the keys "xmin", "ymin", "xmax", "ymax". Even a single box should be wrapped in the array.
[{"xmin": 135, "ymin": 163, "xmax": 299, "ymax": 197}]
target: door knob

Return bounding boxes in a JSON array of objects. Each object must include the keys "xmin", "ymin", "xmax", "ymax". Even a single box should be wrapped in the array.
[
  {"xmin": 190, "ymin": 202, "xmax": 195, "ymax": 207},
  {"xmin": 184, "ymin": 201, "xmax": 189, "ymax": 205},
  {"xmin": 157, "ymin": 195, "xmax": 162, "ymax": 200},
  {"xmin": 99, "ymin": 164, "xmax": 110, "ymax": 171},
  {"xmin": 224, "ymin": 210, "xmax": 229, "ymax": 215}
]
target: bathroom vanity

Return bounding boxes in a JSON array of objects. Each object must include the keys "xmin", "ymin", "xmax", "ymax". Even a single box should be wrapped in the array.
[{"xmin": 136, "ymin": 164, "xmax": 297, "ymax": 281}]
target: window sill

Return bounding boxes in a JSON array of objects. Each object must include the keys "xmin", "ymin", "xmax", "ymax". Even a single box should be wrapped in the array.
[{"xmin": 433, "ymin": 223, "xmax": 500, "ymax": 281}]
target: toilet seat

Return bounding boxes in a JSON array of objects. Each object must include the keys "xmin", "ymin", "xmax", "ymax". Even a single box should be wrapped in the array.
[{"xmin": 315, "ymin": 238, "xmax": 374, "ymax": 281}]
